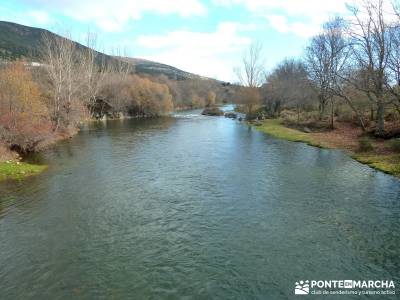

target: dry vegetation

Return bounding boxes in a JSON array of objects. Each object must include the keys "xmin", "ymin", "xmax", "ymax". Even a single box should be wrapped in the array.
[
  {"xmin": 233, "ymin": 0, "xmax": 400, "ymax": 176},
  {"xmin": 0, "ymin": 32, "xmax": 230, "ymax": 162},
  {"xmin": 0, "ymin": 31, "xmax": 234, "ymax": 181}
]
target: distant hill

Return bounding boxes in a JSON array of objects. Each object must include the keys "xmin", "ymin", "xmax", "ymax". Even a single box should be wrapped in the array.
[
  {"xmin": 0, "ymin": 20, "xmax": 48, "ymax": 59},
  {"xmin": 118, "ymin": 57, "xmax": 202, "ymax": 80},
  {"xmin": 0, "ymin": 21, "xmax": 211, "ymax": 81}
]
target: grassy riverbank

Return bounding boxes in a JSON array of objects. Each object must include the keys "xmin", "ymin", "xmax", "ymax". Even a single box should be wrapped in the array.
[
  {"xmin": 0, "ymin": 161, "xmax": 47, "ymax": 181},
  {"xmin": 256, "ymin": 119, "xmax": 400, "ymax": 177},
  {"xmin": 0, "ymin": 128, "xmax": 75, "ymax": 181}
]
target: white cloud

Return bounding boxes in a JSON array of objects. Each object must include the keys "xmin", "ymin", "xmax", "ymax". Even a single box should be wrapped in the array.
[
  {"xmin": 266, "ymin": 14, "xmax": 320, "ymax": 38},
  {"xmin": 136, "ymin": 22, "xmax": 254, "ymax": 81},
  {"xmin": 213, "ymin": 0, "xmax": 349, "ymax": 17},
  {"xmin": 0, "ymin": 7, "xmax": 54, "ymax": 27},
  {"xmin": 267, "ymin": 15, "xmax": 289, "ymax": 33},
  {"xmin": 23, "ymin": 0, "xmax": 207, "ymax": 32},
  {"xmin": 213, "ymin": 0, "xmax": 351, "ymax": 37},
  {"xmin": 27, "ymin": 10, "xmax": 52, "ymax": 25}
]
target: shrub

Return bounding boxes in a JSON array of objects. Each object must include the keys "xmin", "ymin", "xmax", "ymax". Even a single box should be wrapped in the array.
[
  {"xmin": 358, "ymin": 137, "xmax": 374, "ymax": 152},
  {"xmin": 101, "ymin": 74, "xmax": 174, "ymax": 117},
  {"xmin": 0, "ymin": 62, "xmax": 52, "ymax": 152},
  {"xmin": 388, "ymin": 138, "xmax": 400, "ymax": 153},
  {"xmin": 206, "ymin": 91, "xmax": 216, "ymax": 107}
]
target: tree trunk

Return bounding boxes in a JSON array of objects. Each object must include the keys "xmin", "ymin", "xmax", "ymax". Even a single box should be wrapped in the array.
[
  {"xmin": 318, "ymin": 94, "xmax": 325, "ymax": 120},
  {"xmin": 297, "ymin": 105, "xmax": 300, "ymax": 125},
  {"xmin": 376, "ymin": 99, "xmax": 385, "ymax": 136},
  {"xmin": 370, "ymin": 106, "xmax": 374, "ymax": 121},
  {"xmin": 330, "ymin": 99, "xmax": 334, "ymax": 129}
]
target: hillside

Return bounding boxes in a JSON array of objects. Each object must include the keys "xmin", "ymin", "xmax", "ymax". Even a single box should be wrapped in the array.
[
  {"xmin": 0, "ymin": 21, "xmax": 205, "ymax": 80},
  {"xmin": 0, "ymin": 21, "xmax": 46, "ymax": 59},
  {"xmin": 118, "ymin": 57, "xmax": 201, "ymax": 80}
]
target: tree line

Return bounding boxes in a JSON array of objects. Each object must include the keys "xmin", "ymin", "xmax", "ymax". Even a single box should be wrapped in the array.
[
  {"xmin": 0, "ymin": 32, "xmax": 228, "ymax": 153},
  {"xmin": 236, "ymin": 0, "xmax": 400, "ymax": 137}
]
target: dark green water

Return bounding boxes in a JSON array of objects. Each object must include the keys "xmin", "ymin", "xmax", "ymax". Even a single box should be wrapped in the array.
[{"xmin": 0, "ymin": 108, "xmax": 399, "ymax": 299}]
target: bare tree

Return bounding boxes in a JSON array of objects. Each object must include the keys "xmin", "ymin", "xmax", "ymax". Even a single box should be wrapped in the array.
[
  {"xmin": 235, "ymin": 42, "xmax": 264, "ymax": 117},
  {"xmin": 40, "ymin": 31, "xmax": 77, "ymax": 130},
  {"xmin": 235, "ymin": 42, "xmax": 265, "ymax": 88},
  {"xmin": 109, "ymin": 48, "xmax": 134, "ymax": 78},
  {"xmin": 306, "ymin": 17, "xmax": 369, "ymax": 129},
  {"xmin": 266, "ymin": 58, "xmax": 314, "ymax": 124},
  {"xmin": 305, "ymin": 18, "xmax": 348, "ymax": 123},
  {"xmin": 79, "ymin": 31, "xmax": 113, "ymax": 117},
  {"xmin": 346, "ymin": 0, "xmax": 392, "ymax": 136},
  {"xmin": 386, "ymin": 21, "xmax": 400, "ymax": 115}
]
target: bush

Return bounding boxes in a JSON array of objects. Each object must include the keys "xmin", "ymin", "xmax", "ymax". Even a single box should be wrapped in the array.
[
  {"xmin": 101, "ymin": 74, "xmax": 174, "ymax": 117},
  {"xmin": 388, "ymin": 138, "xmax": 400, "ymax": 153},
  {"xmin": 280, "ymin": 109, "xmax": 297, "ymax": 122},
  {"xmin": 0, "ymin": 62, "xmax": 53, "ymax": 152},
  {"xmin": 244, "ymin": 107, "xmax": 268, "ymax": 121},
  {"xmin": 358, "ymin": 137, "xmax": 374, "ymax": 152}
]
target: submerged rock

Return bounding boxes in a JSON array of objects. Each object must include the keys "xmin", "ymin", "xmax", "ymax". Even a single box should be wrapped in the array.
[
  {"xmin": 202, "ymin": 107, "xmax": 224, "ymax": 116},
  {"xmin": 224, "ymin": 112, "xmax": 237, "ymax": 119}
]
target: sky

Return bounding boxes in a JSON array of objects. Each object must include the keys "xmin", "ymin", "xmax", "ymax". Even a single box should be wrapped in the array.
[{"xmin": 0, "ymin": 0, "xmax": 355, "ymax": 82}]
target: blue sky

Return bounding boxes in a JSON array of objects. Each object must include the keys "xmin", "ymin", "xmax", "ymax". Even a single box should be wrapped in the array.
[{"xmin": 0, "ymin": 0, "xmax": 352, "ymax": 81}]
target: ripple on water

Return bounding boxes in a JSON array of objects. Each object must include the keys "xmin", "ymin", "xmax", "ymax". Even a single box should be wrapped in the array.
[{"xmin": 0, "ymin": 110, "xmax": 399, "ymax": 299}]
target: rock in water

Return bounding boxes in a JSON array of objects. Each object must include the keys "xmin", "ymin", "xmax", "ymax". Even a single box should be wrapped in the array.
[
  {"xmin": 224, "ymin": 112, "xmax": 237, "ymax": 119},
  {"xmin": 202, "ymin": 107, "xmax": 224, "ymax": 116}
]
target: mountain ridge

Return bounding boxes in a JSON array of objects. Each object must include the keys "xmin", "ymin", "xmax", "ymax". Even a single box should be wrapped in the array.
[{"xmin": 0, "ymin": 20, "xmax": 213, "ymax": 81}]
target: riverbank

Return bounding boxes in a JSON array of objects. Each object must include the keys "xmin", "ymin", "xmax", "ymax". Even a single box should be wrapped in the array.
[
  {"xmin": 0, "ymin": 127, "xmax": 78, "ymax": 181},
  {"xmin": 0, "ymin": 160, "xmax": 47, "ymax": 181},
  {"xmin": 0, "ymin": 112, "xmax": 177, "ymax": 181},
  {"xmin": 0, "ymin": 143, "xmax": 49, "ymax": 181},
  {"xmin": 0, "ymin": 144, "xmax": 45, "ymax": 181},
  {"xmin": 256, "ymin": 119, "xmax": 400, "ymax": 177}
]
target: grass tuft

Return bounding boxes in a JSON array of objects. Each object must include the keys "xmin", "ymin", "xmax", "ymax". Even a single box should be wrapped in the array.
[
  {"xmin": 257, "ymin": 119, "xmax": 323, "ymax": 147},
  {"xmin": 0, "ymin": 161, "xmax": 47, "ymax": 181},
  {"xmin": 352, "ymin": 154, "xmax": 400, "ymax": 176}
]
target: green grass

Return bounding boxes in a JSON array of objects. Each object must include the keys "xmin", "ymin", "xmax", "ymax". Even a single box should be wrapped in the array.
[
  {"xmin": 256, "ymin": 119, "xmax": 323, "ymax": 148},
  {"xmin": 0, "ymin": 161, "xmax": 47, "ymax": 181},
  {"xmin": 352, "ymin": 154, "xmax": 400, "ymax": 176},
  {"xmin": 255, "ymin": 119, "xmax": 400, "ymax": 178}
]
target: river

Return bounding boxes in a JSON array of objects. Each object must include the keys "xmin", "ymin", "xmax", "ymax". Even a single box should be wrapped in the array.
[{"xmin": 0, "ymin": 107, "xmax": 399, "ymax": 299}]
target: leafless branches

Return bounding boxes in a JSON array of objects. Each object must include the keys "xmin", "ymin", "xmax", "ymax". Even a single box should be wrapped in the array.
[{"xmin": 235, "ymin": 42, "xmax": 265, "ymax": 88}]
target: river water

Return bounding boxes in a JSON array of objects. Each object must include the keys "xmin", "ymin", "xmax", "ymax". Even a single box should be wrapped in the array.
[{"xmin": 0, "ymin": 108, "xmax": 399, "ymax": 299}]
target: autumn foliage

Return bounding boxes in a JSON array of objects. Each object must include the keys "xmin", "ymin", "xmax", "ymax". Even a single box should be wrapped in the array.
[
  {"xmin": 0, "ymin": 62, "xmax": 52, "ymax": 152},
  {"xmin": 100, "ymin": 74, "xmax": 173, "ymax": 117},
  {"xmin": 0, "ymin": 33, "xmax": 227, "ymax": 156}
]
